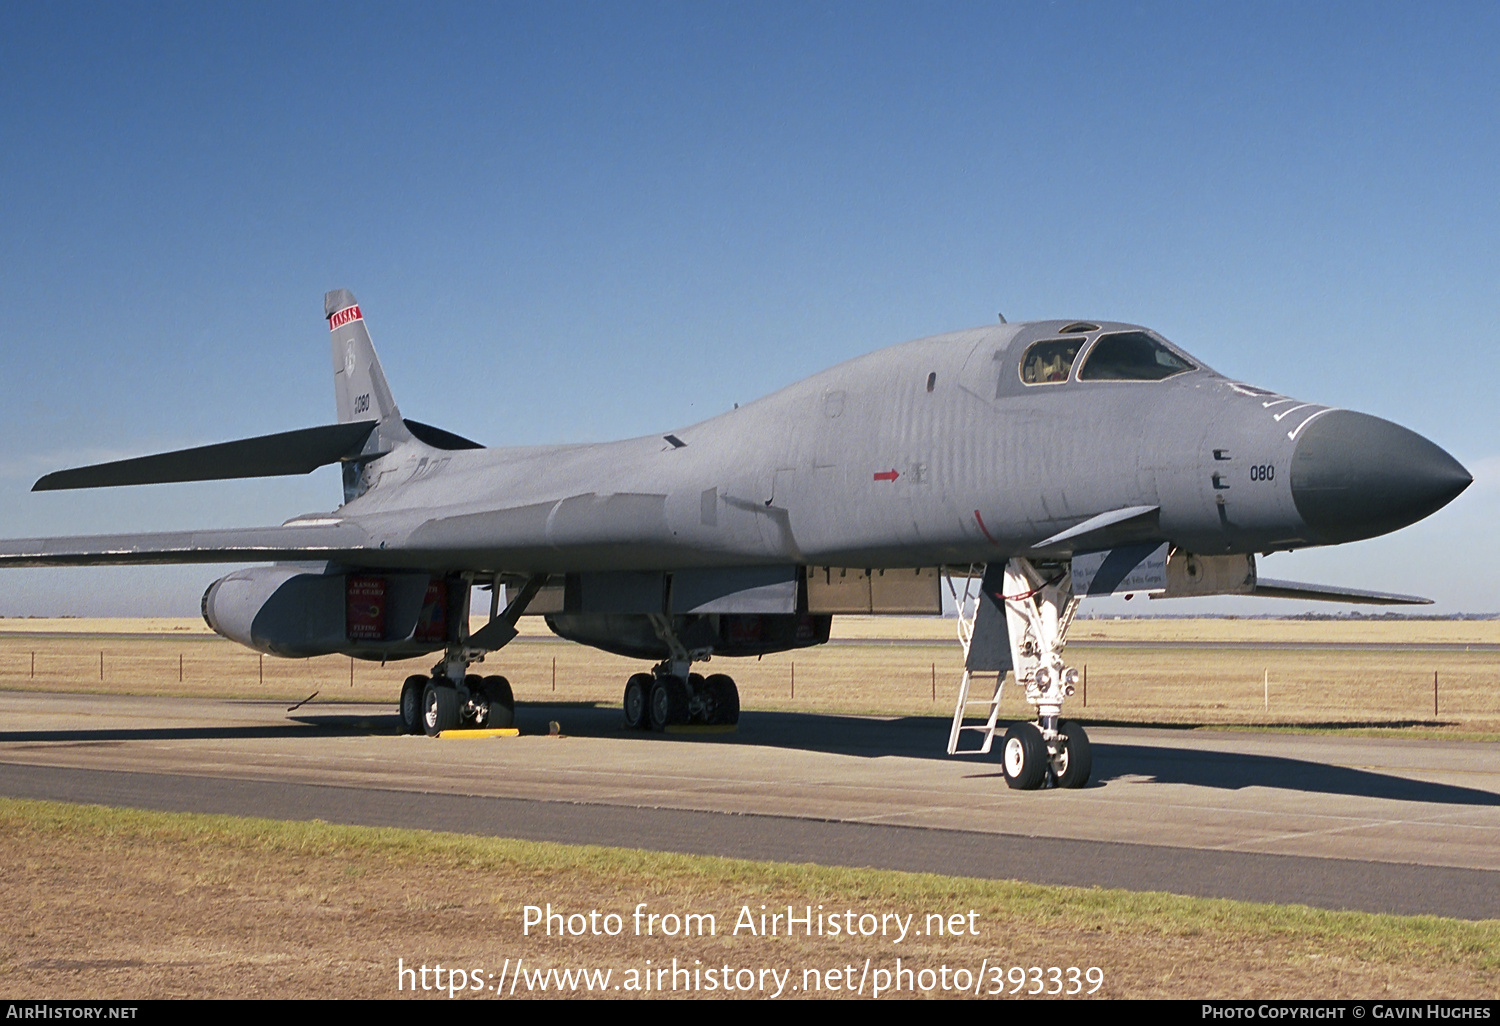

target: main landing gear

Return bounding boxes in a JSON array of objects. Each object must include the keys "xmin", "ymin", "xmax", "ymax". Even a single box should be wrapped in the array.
[
  {"xmin": 948, "ymin": 558, "xmax": 1093, "ymax": 790},
  {"xmin": 398, "ymin": 573, "xmax": 543, "ymax": 736},
  {"xmin": 621, "ymin": 614, "xmax": 739, "ymax": 731},
  {"xmin": 622, "ymin": 663, "xmax": 741, "ymax": 731},
  {"xmin": 399, "ymin": 671, "xmax": 516, "ymax": 736}
]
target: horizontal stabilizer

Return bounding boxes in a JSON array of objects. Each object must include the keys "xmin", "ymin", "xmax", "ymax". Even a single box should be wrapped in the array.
[
  {"xmin": 1250, "ymin": 578, "xmax": 1432, "ymax": 606},
  {"xmin": 33, "ymin": 421, "xmax": 378, "ymax": 491}
]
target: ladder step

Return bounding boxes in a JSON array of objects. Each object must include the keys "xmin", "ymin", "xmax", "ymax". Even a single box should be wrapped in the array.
[{"xmin": 947, "ymin": 668, "xmax": 1005, "ymax": 756}]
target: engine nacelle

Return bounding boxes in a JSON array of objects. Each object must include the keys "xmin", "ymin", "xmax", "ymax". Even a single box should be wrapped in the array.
[{"xmin": 202, "ymin": 566, "xmax": 453, "ymax": 659}]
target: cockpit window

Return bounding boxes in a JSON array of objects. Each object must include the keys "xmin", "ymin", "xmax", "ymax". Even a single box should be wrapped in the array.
[
  {"xmin": 1019, "ymin": 338, "xmax": 1085, "ymax": 385},
  {"xmin": 1078, "ymin": 331, "xmax": 1195, "ymax": 381}
]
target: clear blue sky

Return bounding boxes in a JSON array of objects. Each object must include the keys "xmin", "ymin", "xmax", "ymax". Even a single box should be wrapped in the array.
[{"xmin": 1, "ymin": 1, "xmax": 1496, "ymax": 615}]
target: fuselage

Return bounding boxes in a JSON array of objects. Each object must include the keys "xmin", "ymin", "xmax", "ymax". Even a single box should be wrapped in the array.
[{"xmin": 326, "ymin": 320, "xmax": 1469, "ymax": 574}]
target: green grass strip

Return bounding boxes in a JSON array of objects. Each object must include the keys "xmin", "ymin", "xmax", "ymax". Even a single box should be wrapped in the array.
[{"xmin": 3, "ymin": 795, "xmax": 1498, "ymax": 973}]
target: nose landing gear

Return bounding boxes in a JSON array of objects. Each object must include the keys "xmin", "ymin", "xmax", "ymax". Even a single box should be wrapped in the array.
[{"xmin": 950, "ymin": 558, "xmax": 1092, "ymax": 790}]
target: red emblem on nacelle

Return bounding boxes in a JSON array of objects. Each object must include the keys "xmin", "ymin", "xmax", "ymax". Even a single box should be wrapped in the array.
[{"xmin": 873, "ymin": 469, "xmax": 899, "ymax": 482}]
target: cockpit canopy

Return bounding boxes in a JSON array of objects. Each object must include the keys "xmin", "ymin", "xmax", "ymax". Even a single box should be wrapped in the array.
[
  {"xmin": 1020, "ymin": 329, "xmax": 1196, "ymax": 386},
  {"xmin": 1020, "ymin": 338, "xmax": 1086, "ymax": 384}
]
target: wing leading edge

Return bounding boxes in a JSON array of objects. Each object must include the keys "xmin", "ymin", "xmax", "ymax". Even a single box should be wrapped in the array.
[
  {"xmin": 1250, "ymin": 578, "xmax": 1432, "ymax": 606},
  {"xmin": 0, "ymin": 521, "xmax": 374, "ymax": 568}
]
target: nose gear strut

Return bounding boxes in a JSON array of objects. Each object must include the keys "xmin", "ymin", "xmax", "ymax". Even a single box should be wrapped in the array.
[{"xmin": 947, "ymin": 558, "xmax": 1091, "ymax": 789}]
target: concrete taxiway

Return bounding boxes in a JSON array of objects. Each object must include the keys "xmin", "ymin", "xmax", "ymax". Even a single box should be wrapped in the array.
[{"xmin": 1, "ymin": 690, "xmax": 1497, "ymax": 919}]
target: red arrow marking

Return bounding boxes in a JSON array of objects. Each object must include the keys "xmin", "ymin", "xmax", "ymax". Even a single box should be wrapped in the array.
[{"xmin": 873, "ymin": 469, "xmax": 899, "ymax": 482}]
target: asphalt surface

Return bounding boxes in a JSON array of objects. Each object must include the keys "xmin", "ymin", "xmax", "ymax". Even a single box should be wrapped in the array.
[{"xmin": 2, "ymin": 691, "xmax": 1498, "ymax": 920}]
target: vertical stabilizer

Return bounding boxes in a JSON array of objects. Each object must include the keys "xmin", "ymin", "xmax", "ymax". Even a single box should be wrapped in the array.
[
  {"xmin": 324, "ymin": 289, "xmax": 409, "ymax": 502},
  {"xmin": 326, "ymin": 289, "xmax": 401, "ymax": 425}
]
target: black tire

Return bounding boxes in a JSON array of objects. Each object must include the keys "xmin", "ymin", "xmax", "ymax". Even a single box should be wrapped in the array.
[
  {"xmin": 1001, "ymin": 721, "xmax": 1047, "ymax": 790},
  {"xmin": 686, "ymin": 673, "xmax": 706, "ymax": 723},
  {"xmin": 1054, "ymin": 720, "xmax": 1092, "ymax": 789},
  {"xmin": 703, "ymin": 673, "xmax": 740, "ymax": 726},
  {"xmin": 423, "ymin": 679, "xmax": 460, "ymax": 737},
  {"xmin": 649, "ymin": 675, "xmax": 690, "ymax": 731},
  {"xmin": 482, "ymin": 675, "xmax": 515, "ymax": 729},
  {"xmin": 623, "ymin": 673, "xmax": 652, "ymax": 730},
  {"xmin": 399, "ymin": 675, "xmax": 427, "ymax": 735}
]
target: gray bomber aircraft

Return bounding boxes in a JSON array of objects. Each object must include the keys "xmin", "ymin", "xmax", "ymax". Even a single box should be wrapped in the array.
[{"xmin": 0, "ymin": 290, "xmax": 1473, "ymax": 789}]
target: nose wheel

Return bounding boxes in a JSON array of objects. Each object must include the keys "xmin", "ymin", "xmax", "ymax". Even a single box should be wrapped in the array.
[
  {"xmin": 1001, "ymin": 722, "xmax": 1048, "ymax": 789},
  {"xmin": 1000, "ymin": 719, "xmax": 1092, "ymax": 790},
  {"xmin": 1051, "ymin": 719, "xmax": 1092, "ymax": 788}
]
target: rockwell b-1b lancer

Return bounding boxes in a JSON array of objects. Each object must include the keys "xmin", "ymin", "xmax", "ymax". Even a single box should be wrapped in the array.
[{"xmin": 0, "ymin": 291, "xmax": 1472, "ymax": 789}]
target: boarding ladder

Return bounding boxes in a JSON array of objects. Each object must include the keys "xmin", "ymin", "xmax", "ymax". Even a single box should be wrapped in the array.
[{"xmin": 945, "ymin": 569, "xmax": 1006, "ymax": 755}]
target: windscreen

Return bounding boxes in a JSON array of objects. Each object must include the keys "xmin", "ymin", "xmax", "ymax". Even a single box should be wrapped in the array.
[{"xmin": 1078, "ymin": 331, "xmax": 1195, "ymax": 381}]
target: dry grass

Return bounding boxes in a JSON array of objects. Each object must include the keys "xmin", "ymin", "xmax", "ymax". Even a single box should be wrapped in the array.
[
  {"xmin": 2, "ymin": 798, "xmax": 1497, "ymax": 1000},
  {"xmin": 0, "ymin": 617, "xmax": 1496, "ymax": 735},
  {"xmin": 1068, "ymin": 616, "xmax": 1500, "ymax": 646},
  {"xmin": 4, "ymin": 621, "xmax": 1499, "ymax": 999}
]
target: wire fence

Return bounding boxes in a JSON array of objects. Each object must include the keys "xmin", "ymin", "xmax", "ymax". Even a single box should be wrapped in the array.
[{"xmin": 1, "ymin": 633, "xmax": 1496, "ymax": 727}]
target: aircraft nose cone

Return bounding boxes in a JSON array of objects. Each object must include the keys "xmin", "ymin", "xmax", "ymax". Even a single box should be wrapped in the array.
[{"xmin": 1290, "ymin": 410, "xmax": 1471, "ymax": 544}]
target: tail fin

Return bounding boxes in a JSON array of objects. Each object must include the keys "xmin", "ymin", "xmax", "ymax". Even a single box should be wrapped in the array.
[
  {"xmin": 326, "ymin": 289, "xmax": 402, "ymax": 426},
  {"xmin": 325, "ymin": 289, "xmax": 411, "ymax": 501}
]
